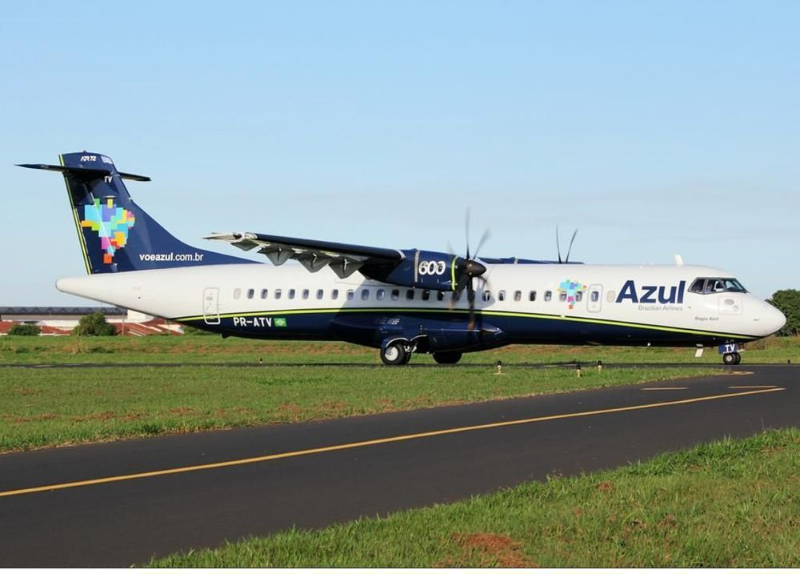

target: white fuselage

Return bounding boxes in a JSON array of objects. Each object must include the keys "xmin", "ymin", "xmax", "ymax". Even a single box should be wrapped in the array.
[{"xmin": 56, "ymin": 262, "xmax": 785, "ymax": 346}]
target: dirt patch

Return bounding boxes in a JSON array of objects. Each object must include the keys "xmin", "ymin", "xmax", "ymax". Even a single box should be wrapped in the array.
[
  {"xmin": 447, "ymin": 532, "xmax": 537, "ymax": 568},
  {"xmin": 597, "ymin": 481, "xmax": 613, "ymax": 493},
  {"xmin": 319, "ymin": 400, "xmax": 350, "ymax": 416},
  {"xmin": 72, "ymin": 411, "xmax": 118, "ymax": 422},
  {"xmin": 9, "ymin": 413, "xmax": 60, "ymax": 424},
  {"xmin": 169, "ymin": 407, "xmax": 198, "ymax": 416},
  {"xmin": 277, "ymin": 403, "xmax": 304, "ymax": 421}
]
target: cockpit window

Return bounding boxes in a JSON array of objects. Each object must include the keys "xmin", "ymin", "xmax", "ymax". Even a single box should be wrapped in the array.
[
  {"xmin": 690, "ymin": 277, "xmax": 747, "ymax": 294},
  {"xmin": 723, "ymin": 279, "xmax": 746, "ymax": 292},
  {"xmin": 689, "ymin": 278, "xmax": 706, "ymax": 294}
]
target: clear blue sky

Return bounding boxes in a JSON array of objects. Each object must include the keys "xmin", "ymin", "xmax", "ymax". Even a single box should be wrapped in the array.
[{"xmin": 1, "ymin": 1, "xmax": 798, "ymax": 304}]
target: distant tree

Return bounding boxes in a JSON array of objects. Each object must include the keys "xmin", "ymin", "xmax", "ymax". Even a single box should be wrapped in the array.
[
  {"xmin": 73, "ymin": 312, "xmax": 117, "ymax": 336},
  {"xmin": 8, "ymin": 323, "xmax": 41, "ymax": 336},
  {"xmin": 767, "ymin": 289, "xmax": 800, "ymax": 336}
]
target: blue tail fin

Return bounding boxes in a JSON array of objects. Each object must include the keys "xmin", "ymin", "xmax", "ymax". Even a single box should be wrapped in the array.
[{"xmin": 19, "ymin": 152, "xmax": 248, "ymax": 274}]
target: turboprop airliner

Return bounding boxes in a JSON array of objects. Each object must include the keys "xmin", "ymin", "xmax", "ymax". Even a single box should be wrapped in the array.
[{"xmin": 20, "ymin": 152, "xmax": 786, "ymax": 365}]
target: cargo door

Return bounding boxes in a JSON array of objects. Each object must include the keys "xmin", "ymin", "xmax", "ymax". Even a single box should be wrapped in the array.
[{"xmin": 203, "ymin": 287, "xmax": 220, "ymax": 325}]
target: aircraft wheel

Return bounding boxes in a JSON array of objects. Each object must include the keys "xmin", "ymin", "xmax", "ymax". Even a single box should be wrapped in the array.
[
  {"xmin": 381, "ymin": 341, "xmax": 409, "ymax": 366},
  {"xmin": 433, "ymin": 351, "xmax": 463, "ymax": 365},
  {"xmin": 722, "ymin": 352, "xmax": 737, "ymax": 365},
  {"xmin": 733, "ymin": 352, "xmax": 742, "ymax": 365}
]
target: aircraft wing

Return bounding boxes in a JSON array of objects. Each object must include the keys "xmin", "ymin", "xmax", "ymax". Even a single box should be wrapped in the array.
[{"xmin": 205, "ymin": 232, "xmax": 404, "ymax": 278}]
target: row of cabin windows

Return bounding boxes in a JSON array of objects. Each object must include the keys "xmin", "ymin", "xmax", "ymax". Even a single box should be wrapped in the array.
[{"xmin": 232, "ymin": 287, "xmax": 600, "ymax": 304}]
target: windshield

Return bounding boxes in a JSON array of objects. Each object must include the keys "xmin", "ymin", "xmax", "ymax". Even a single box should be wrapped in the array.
[
  {"xmin": 722, "ymin": 278, "xmax": 747, "ymax": 293},
  {"xmin": 689, "ymin": 277, "xmax": 748, "ymax": 294}
]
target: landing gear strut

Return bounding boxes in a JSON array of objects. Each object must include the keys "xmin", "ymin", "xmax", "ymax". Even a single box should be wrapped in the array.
[
  {"xmin": 381, "ymin": 341, "xmax": 412, "ymax": 366},
  {"xmin": 722, "ymin": 352, "xmax": 741, "ymax": 365}
]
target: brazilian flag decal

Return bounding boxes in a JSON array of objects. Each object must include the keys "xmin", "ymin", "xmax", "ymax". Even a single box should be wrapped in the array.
[{"xmin": 274, "ymin": 317, "xmax": 287, "ymax": 328}]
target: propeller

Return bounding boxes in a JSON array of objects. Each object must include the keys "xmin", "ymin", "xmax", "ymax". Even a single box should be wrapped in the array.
[
  {"xmin": 451, "ymin": 209, "xmax": 490, "ymax": 330},
  {"xmin": 556, "ymin": 226, "xmax": 579, "ymax": 264}
]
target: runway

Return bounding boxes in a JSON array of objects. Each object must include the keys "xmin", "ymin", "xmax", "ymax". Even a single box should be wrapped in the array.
[{"xmin": 0, "ymin": 365, "xmax": 797, "ymax": 566}]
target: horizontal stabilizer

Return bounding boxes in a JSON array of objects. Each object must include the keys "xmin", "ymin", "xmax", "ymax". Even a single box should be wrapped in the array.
[{"xmin": 16, "ymin": 163, "xmax": 151, "ymax": 182}]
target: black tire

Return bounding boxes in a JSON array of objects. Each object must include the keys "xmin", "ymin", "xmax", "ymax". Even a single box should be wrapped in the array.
[
  {"xmin": 433, "ymin": 351, "xmax": 462, "ymax": 365},
  {"xmin": 733, "ymin": 352, "xmax": 742, "ymax": 365},
  {"xmin": 381, "ymin": 341, "xmax": 408, "ymax": 366},
  {"xmin": 723, "ymin": 353, "xmax": 737, "ymax": 365}
]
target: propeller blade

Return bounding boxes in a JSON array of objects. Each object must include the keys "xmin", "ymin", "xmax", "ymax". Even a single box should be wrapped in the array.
[
  {"xmin": 565, "ymin": 228, "xmax": 579, "ymax": 264},
  {"xmin": 556, "ymin": 225, "xmax": 562, "ymax": 264},
  {"xmin": 466, "ymin": 277, "xmax": 477, "ymax": 330},
  {"xmin": 465, "ymin": 208, "xmax": 472, "ymax": 260},
  {"xmin": 473, "ymin": 228, "xmax": 491, "ymax": 260}
]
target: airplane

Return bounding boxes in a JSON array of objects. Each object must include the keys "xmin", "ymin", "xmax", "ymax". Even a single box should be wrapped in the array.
[{"xmin": 19, "ymin": 152, "xmax": 786, "ymax": 366}]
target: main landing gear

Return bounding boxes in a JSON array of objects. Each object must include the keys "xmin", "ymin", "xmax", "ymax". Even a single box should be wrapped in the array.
[
  {"xmin": 722, "ymin": 352, "xmax": 742, "ymax": 365},
  {"xmin": 433, "ymin": 351, "xmax": 462, "ymax": 364},
  {"xmin": 380, "ymin": 341, "xmax": 412, "ymax": 366},
  {"xmin": 379, "ymin": 341, "xmax": 464, "ymax": 366}
]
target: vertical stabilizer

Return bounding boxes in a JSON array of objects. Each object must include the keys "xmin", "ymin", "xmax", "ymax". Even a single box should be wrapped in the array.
[{"xmin": 19, "ymin": 152, "xmax": 249, "ymax": 274}]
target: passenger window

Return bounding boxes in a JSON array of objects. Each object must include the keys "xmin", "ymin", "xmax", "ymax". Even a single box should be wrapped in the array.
[
  {"xmin": 575, "ymin": 291, "xmax": 583, "ymax": 302},
  {"xmin": 316, "ymin": 289, "xmax": 324, "ymax": 300},
  {"xmin": 436, "ymin": 291, "xmax": 445, "ymax": 301},
  {"xmin": 332, "ymin": 289, "xmax": 339, "ymax": 300},
  {"xmin": 514, "ymin": 291, "xmax": 522, "ymax": 302},
  {"xmin": 247, "ymin": 289, "xmax": 255, "ymax": 299},
  {"xmin": 377, "ymin": 289, "xmax": 385, "ymax": 300},
  {"xmin": 391, "ymin": 289, "xmax": 400, "ymax": 301},
  {"xmin": 260, "ymin": 289, "xmax": 268, "ymax": 299},
  {"xmin": 361, "ymin": 289, "xmax": 370, "ymax": 300},
  {"xmin": 453, "ymin": 290, "xmax": 462, "ymax": 302},
  {"xmin": 544, "ymin": 291, "xmax": 552, "ymax": 302},
  {"xmin": 498, "ymin": 290, "xmax": 506, "ymax": 301},
  {"xmin": 288, "ymin": 289, "xmax": 296, "ymax": 300},
  {"xmin": 347, "ymin": 289, "xmax": 355, "ymax": 301},
  {"xmin": 529, "ymin": 290, "xmax": 537, "ymax": 302},
  {"xmin": 591, "ymin": 291, "xmax": 600, "ymax": 302},
  {"xmin": 274, "ymin": 289, "xmax": 282, "ymax": 300},
  {"xmin": 482, "ymin": 290, "xmax": 491, "ymax": 302},
  {"xmin": 559, "ymin": 292, "xmax": 567, "ymax": 302},
  {"xmin": 406, "ymin": 289, "xmax": 415, "ymax": 300},
  {"xmin": 302, "ymin": 289, "xmax": 310, "ymax": 300},
  {"xmin": 233, "ymin": 288, "xmax": 242, "ymax": 300},
  {"xmin": 422, "ymin": 290, "xmax": 431, "ymax": 301}
]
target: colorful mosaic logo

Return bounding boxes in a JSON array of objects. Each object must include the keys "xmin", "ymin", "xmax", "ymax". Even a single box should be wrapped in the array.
[
  {"xmin": 558, "ymin": 279, "xmax": 587, "ymax": 310},
  {"xmin": 80, "ymin": 198, "xmax": 136, "ymax": 264}
]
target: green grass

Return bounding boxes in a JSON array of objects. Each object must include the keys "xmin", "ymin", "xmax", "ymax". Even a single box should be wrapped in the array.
[
  {"xmin": 147, "ymin": 427, "xmax": 800, "ymax": 568},
  {"xmin": 0, "ymin": 364, "xmax": 713, "ymax": 453},
  {"xmin": 1, "ymin": 334, "xmax": 798, "ymax": 365}
]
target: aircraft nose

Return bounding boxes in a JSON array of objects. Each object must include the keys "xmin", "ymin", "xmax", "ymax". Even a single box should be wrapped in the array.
[{"xmin": 762, "ymin": 301, "xmax": 786, "ymax": 336}]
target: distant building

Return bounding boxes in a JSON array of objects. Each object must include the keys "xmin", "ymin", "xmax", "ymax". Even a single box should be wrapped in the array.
[{"xmin": 0, "ymin": 307, "xmax": 182, "ymax": 336}]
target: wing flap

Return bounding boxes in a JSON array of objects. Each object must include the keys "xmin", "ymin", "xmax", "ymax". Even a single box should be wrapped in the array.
[{"xmin": 205, "ymin": 232, "xmax": 402, "ymax": 278}]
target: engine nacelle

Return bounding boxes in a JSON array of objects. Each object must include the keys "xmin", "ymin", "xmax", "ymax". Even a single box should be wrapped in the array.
[{"xmin": 362, "ymin": 250, "xmax": 458, "ymax": 291}]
